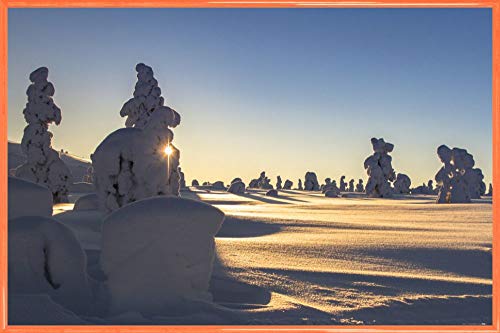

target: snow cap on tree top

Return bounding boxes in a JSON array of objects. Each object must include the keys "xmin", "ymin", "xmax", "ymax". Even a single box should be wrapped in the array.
[{"xmin": 29, "ymin": 67, "xmax": 49, "ymax": 83}]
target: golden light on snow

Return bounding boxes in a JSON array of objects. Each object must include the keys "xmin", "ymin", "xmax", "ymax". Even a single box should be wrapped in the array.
[{"xmin": 164, "ymin": 144, "xmax": 173, "ymax": 156}]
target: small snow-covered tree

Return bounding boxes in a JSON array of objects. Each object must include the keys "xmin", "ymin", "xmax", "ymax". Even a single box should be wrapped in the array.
[
  {"xmin": 435, "ymin": 145, "xmax": 485, "ymax": 203},
  {"xmin": 339, "ymin": 176, "xmax": 347, "ymax": 192},
  {"xmin": 355, "ymin": 179, "xmax": 364, "ymax": 192},
  {"xmin": 348, "ymin": 179, "xmax": 355, "ymax": 192},
  {"xmin": 276, "ymin": 176, "xmax": 282, "ymax": 190},
  {"xmin": 15, "ymin": 67, "xmax": 72, "ymax": 203},
  {"xmin": 363, "ymin": 138, "xmax": 396, "ymax": 198},
  {"xmin": 393, "ymin": 173, "xmax": 411, "ymax": 194},
  {"xmin": 304, "ymin": 172, "xmax": 319, "ymax": 191}
]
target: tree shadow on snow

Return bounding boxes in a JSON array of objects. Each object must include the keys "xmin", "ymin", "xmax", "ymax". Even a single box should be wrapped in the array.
[
  {"xmin": 256, "ymin": 268, "xmax": 491, "ymax": 298},
  {"xmin": 355, "ymin": 247, "xmax": 492, "ymax": 280},
  {"xmin": 209, "ymin": 253, "xmax": 272, "ymax": 309},
  {"xmin": 216, "ymin": 216, "xmax": 282, "ymax": 238},
  {"xmin": 236, "ymin": 192, "xmax": 289, "ymax": 205}
]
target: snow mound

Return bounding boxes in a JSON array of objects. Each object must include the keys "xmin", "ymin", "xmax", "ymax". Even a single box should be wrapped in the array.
[
  {"xmin": 101, "ymin": 196, "xmax": 225, "ymax": 315},
  {"xmin": 8, "ymin": 176, "xmax": 52, "ymax": 219},
  {"xmin": 325, "ymin": 189, "xmax": 340, "ymax": 198},
  {"xmin": 227, "ymin": 181, "xmax": 245, "ymax": 194},
  {"xmin": 393, "ymin": 173, "xmax": 411, "ymax": 194},
  {"xmin": 73, "ymin": 193, "xmax": 99, "ymax": 211},
  {"xmin": 70, "ymin": 182, "xmax": 95, "ymax": 193},
  {"xmin": 9, "ymin": 216, "xmax": 93, "ymax": 314},
  {"xmin": 211, "ymin": 181, "xmax": 226, "ymax": 190},
  {"xmin": 266, "ymin": 189, "xmax": 278, "ymax": 197}
]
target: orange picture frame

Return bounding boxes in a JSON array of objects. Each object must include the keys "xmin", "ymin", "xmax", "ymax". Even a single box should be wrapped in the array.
[{"xmin": 0, "ymin": 1, "xmax": 498, "ymax": 332}]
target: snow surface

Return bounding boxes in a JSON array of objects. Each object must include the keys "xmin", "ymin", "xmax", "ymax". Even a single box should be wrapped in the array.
[
  {"xmin": 182, "ymin": 189, "xmax": 492, "ymax": 325},
  {"xmin": 9, "ymin": 295, "xmax": 89, "ymax": 325},
  {"xmin": 10, "ymin": 188, "xmax": 492, "ymax": 325}
]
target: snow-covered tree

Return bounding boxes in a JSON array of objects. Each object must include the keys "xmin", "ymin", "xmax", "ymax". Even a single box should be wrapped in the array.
[
  {"xmin": 363, "ymin": 138, "xmax": 396, "ymax": 198},
  {"xmin": 355, "ymin": 179, "xmax": 364, "ymax": 192},
  {"xmin": 15, "ymin": 67, "xmax": 72, "ymax": 203},
  {"xmin": 339, "ymin": 176, "xmax": 347, "ymax": 192},
  {"xmin": 276, "ymin": 176, "xmax": 282, "ymax": 190},
  {"xmin": 92, "ymin": 64, "xmax": 182, "ymax": 213},
  {"xmin": 393, "ymin": 173, "xmax": 411, "ymax": 194},
  {"xmin": 348, "ymin": 179, "xmax": 355, "ymax": 192},
  {"xmin": 304, "ymin": 172, "xmax": 319, "ymax": 191},
  {"xmin": 435, "ymin": 145, "xmax": 485, "ymax": 203}
]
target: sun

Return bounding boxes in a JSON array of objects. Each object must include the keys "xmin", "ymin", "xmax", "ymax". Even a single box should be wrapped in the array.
[{"xmin": 164, "ymin": 145, "xmax": 173, "ymax": 156}]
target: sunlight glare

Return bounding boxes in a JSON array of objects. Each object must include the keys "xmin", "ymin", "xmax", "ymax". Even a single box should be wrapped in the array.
[{"xmin": 164, "ymin": 145, "xmax": 173, "ymax": 156}]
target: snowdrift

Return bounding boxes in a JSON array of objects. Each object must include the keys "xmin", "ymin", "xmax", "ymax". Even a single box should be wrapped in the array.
[
  {"xmin": 8, "ymin": 176, "xmax": 53, "ymax": 219},
  {"xmin": 101, "ymin": 196, "xmax": 225, "ymax": 315},
  {"xmin": 227, "ymin": 181, "xmax": 245, "ymax": 194},
  {"xmin": 9, "ymin": 216, "xmax": 93, "ymax": 314},
  {"xmin": 9, "ymin": 294, "xmax": 89, "ymax": 325},
  {"xmin": 73, "ymin": 193, "xmax": 99, "ymax": 211}
]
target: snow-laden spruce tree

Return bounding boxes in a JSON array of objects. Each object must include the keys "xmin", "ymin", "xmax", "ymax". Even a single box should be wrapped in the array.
[
  {"xmin": 355, "ymin": 179, "xmax": 364, "ymax": 192},
  {"xmin": 92, "ymin": 63, "xmax": 182, "ymax": 213},
  {"xmin": 15, "ymin": 67, "xmax": 72, "ymax": 203},
  {"xmin": 304, "ymin": 172, "xmax": 320, "ymax": 191},
  {"xmin": 249, "ymin": 171, "xmax": 273, "ymax": 189},
  {"xmin": 276, "ymin": 176, "xmax": 282, "ymax": 190},
  {"xmin": 363, "ymin": 138, "xmax": 396, "ymax": 198},
  {"xmin": 434, "ymin": 145, "xmax": 485, "ymax": 203},
  {"xmin": 348, "ymin": 179, "xmax": 355, "ymax": 192},
  {"xmin": 339, "ymin": 176, "xmax": 347, "ymax": 192}
]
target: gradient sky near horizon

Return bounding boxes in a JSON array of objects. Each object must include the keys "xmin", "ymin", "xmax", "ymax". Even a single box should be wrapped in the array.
[{"xmin": 8, "ymin": 8, "xmax": 492, "ymax": 186}]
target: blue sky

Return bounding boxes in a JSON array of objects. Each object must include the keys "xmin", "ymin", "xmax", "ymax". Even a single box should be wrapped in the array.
[{"xmin": 8, "ymin": 8, "xmax": 492, "ymax": 186}]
